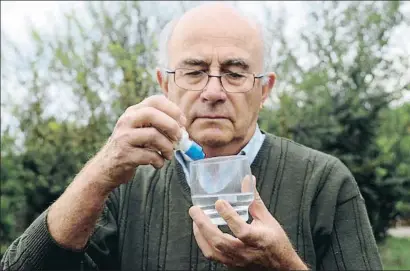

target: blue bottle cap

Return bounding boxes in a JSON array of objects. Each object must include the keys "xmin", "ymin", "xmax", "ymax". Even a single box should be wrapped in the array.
[{"xmin": 184, "ymin": 142, "xmax": 205, "ymax": 160}]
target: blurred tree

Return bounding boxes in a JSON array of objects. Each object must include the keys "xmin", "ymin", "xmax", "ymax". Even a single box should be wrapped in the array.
[
  {"xmin": 1, "ymin": 0, "xmax": 409, "ymax": 257},
  {"xmin": 0, "ymin": 1, "xmax": 165, "ymax": 255},
  {"xmin": 376, "ymin": 103, "xmax": 410, "ymax": 224},
  {"xmin": 259, "ymin": 1, "xmax": 410, "ymax": 241},
  {"xmin": 1, "ymin": 130, "xmax": 25, "ymax": 254}
]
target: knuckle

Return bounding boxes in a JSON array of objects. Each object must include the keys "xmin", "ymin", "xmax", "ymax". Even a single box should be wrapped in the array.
[
  {"xmin": 123, "ymin": 104, "xmax": 141, "ymax": 119},
  {"xmin": 236, "ymin": 226, "xmax": 251, "ymax": 240},
  {"xmin": 195, "ymin": 220, "xmax": 206, "ymax": 230},
  {"xmin": 110, "ymin": 132, "xmax": 126, "ymax": 147},
  {"xmin": 210, "ymin": 235, "xmax": 221, "ymax": 246},
  {"xmin": 152, "ymin": 158, "xmax": 164, "ymax": 167},
  {"xmin": 203, "ymin": 251, "xmax": 214, "ymax": 261},
  {"xmin": 116, "ymin": 116, "xmax": 128, "ymax": 128},
  {"xmin": 142, "ymin": 95, "xmax": 155, "ymax": 105},
  {"xmin": 160, "ymin": 123, "xmax": 180, "ymax": 142},
  {"xmin": 222, "ymin": 211, "xmax": 235, "ymax": 221},
  {"xmin": 162, "ymin": 146, "xmax": 173, "ymax": 158},
  {"xmin": 148, "ymin": 154, "xmax": 162, "ymax": 167},
  {"xmin": 144, "ymin": 105, "xmax": 157, "ymax": 115},
  {"xmin": 213, "ymin": 239, "xmax": 225, "ymax": 251},
  {"xmin": 125, "ymin": 104, "xmax": 136, "ymax": 113},
  {"xmin": 147, "ymin": 127, "xmax": 159, "ymax": 140},
  {"xmin": 114, "ymin": 131, "xmax": 129, "ymax": 144},
  {"xmin": 157, "ymin": 95, "xmax": 168, "ymax": 103},
  {"xmin": 146, "ymin": 94, "xmax": 165, "ymax": 106},
  {"xmin": 139, "ymin": 106, "xmax": 156, "ymax": 121}
]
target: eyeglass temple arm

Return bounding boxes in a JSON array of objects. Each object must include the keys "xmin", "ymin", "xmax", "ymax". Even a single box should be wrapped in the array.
[
  {"xmin": 163, "ymin": 68, "xmax": 175, "ymax": 74},
  {"xmin": 255, "ymin": 73, "xmax": 267, "ymax": 78}
]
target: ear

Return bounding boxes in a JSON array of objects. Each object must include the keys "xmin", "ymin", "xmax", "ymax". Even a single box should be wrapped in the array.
[
  {"xmin": 260, "ymin": 72, "xmax": 276, "ymax": 107},
  {"xmin": 156, "ymin": 68, "xmax": 169, "ymax": 97}
]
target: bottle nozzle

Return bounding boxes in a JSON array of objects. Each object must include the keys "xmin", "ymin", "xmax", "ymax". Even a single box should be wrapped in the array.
[{"xmin": 177, "ymin": 129, "xmax": 205, "ymax": 161}]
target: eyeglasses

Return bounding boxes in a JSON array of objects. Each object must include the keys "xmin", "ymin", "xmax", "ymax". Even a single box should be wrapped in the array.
[{"xmin": 164, "ymin": 68, "xmax": 266, "ymax": 93}]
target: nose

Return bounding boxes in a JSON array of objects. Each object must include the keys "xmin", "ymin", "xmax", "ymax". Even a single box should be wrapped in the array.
[{"xmin": 200, "ymin": 76, "xmax": 227, "ymax": 103}]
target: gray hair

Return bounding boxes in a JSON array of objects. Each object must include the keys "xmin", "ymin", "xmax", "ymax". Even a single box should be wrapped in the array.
[{"xmin": 157, "ymin": 7, "xmax": 270, "ymax": 85}]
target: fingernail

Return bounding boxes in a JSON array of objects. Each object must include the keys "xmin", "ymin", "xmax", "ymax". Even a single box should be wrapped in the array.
[
  {"xmin": 189, "ymin": 206, "xmax": 200, "ymax": 219},
  {"xmin": 216, "ymin": 200, "xmax": 228, "ymax": 212}
]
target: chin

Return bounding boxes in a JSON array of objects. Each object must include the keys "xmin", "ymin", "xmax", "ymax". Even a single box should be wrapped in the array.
[
  {"xmin": 189, "ymin": 120, "xmax": 234, "ymax": 148},
  {"xmin": 197, "ymin": 129, "xmax": 232, "ymax": 147}
]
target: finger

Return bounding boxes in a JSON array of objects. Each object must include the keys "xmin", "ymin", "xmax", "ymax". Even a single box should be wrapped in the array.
[
  {"xmin": 130, "ymin": 148, "xmax": 165, "ymax": 169},
  {"xmin": 249, "ymin": 176, "xmax": 272, "ymax": 222},
  {"xmin": 126, "ymin": 127, "xmax": 175, "ymax": 160},
  {"xmin": 241, "ymin": 174, "xmax": 253, "ymax": 193},
  {"xmin": 214, "ymin": 200, "xmax": 258, "ymax": 244},
  {"xmin": 189, "ymin": 206, "xmax": 242, "ymax": 252},
  {"xmin": 193, "ymin": 223, "xmax": 241, "ymax": 267},
  {"xmin": 140, "ymin": 95, "xmax": 186, "ymax": 126},
  {"xmin": 122, "ymin": 107, "xmax": 182, "ymax": 142},
  {"xmin": 189, "ymin": 206, "xmax": 221, "ymax": 236}
]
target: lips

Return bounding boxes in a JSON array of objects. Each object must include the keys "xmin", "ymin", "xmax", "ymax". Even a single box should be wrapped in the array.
[
  {"xmin": 192, "ymin": 109, "xmax": 233, "ymax": 122},
  {"xmin": 197, "ymin": 115, "xmax": 228, "ymax": 119}
]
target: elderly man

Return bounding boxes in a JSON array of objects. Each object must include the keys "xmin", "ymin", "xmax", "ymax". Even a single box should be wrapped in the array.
[{"xmin": 1, "ymin": 3, "xmax": 382, "ymax": 271}]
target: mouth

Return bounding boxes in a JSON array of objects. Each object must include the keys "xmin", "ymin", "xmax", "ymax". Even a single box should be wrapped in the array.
[{"xmin": 195, "ymin": 115, "xmax": 230, "ymax": 120}]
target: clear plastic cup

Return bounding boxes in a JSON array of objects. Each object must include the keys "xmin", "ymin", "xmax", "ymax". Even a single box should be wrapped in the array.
[{"xmin": 189, "ymin": 155, "xmax": 254, "ymax": 225}]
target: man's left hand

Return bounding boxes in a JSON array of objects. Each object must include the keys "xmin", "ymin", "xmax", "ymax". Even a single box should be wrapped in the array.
[{"xmin": 188, "ymin": 177, "xmax": 308, "ymax": 270}]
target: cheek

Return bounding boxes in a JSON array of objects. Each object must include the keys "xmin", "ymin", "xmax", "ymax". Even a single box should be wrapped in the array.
[{"xmin": 232, "ymin": 93, "xmax": 260, "ymax": 124}]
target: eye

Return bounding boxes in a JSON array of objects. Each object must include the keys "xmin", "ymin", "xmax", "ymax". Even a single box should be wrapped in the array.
[
  {"xmin": 185, "ymin": 71, "xmax": 203, "ymax": 76},
  {"xmin": 225, "ymin": 72, "xmax": 245, "ymax": 79}
]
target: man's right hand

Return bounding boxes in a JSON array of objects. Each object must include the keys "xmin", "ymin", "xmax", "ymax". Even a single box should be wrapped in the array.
[
  {"xmin": 45, "ymin": 95, "xmax": 184, "ymax": 251},
  {"xmin": 89, "ymin": 95, "xmax": 186, "ymax": 191}
]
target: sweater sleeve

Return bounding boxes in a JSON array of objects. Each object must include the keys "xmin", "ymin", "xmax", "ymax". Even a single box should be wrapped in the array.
[
  {"xmin": 314, "ymin": 158, "xmax": 383, "ymax": 270},
  {"xmin": 1, "ymin": 189, "xmax": 120, "ymax": 271}
]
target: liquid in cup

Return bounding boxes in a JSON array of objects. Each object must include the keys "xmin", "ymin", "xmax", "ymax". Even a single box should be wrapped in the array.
[{"xmin": 189, "ymin": 155, "xmax": 254, "ymax": 225}]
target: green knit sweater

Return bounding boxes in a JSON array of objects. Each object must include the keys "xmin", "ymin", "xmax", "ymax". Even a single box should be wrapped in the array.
[{"xmin": 1, "ymin": 133, "xmax": 382, "ymax": 270}]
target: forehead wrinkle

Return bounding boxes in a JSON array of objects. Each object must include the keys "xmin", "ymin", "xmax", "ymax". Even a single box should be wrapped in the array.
[
  {"xmin": 169, "ymin": 20, "xmax": 262, "ymax": 71},
  {"xmin": 181, "ymin": 35, "xmax": 248, "ymax": 50},
  {"xmin": 163, "ymin": 2, "xmax": 267, "ymax": 72}
]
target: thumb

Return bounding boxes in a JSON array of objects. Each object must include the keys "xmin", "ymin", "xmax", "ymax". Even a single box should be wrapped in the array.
[{"xmin": 249, "ymin": 176, "xmax": 270, "ymax": 221}]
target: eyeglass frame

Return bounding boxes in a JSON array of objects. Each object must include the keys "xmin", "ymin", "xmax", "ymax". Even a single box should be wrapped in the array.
[{"xmin": 164, "ymin": 68, "xmax": 267, "ymax": 93}]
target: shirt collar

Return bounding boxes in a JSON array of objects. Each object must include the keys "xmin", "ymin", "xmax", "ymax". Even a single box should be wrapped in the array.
[{"xmin": 175, "ymin": 124, "xmax": 265, "ymax": 182}]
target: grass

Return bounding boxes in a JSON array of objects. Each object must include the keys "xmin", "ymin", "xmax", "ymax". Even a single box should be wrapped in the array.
[{"xmin": 379, "ymin": 236, "xmax": 410, "ymax": 270}]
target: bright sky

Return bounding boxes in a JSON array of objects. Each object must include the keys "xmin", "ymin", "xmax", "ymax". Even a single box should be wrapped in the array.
[
  {"xmin": 0, "ymin": 1, "xmax": 307, "ymax": 131},
  {"xmin": 1, "ymin": 1, "xmax": 409, "ymax": 132}
]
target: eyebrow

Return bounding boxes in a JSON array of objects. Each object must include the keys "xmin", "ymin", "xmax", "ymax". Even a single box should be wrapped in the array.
[
  {"xmin": 178, "ymin": 58, "xmax": 209, "ymax": 68},
  {"xmin": 220, "ymin": 58, "xmax": 250, "ymax": 71},
  {"xmin": 176, "ymin": 57, "xmax": 250, "ymax": 71}
]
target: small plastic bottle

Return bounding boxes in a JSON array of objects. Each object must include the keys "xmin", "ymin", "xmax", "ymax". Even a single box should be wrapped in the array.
[{"xmin": 176, "ymin": 129, "xmax": 205, "ymax": 161}]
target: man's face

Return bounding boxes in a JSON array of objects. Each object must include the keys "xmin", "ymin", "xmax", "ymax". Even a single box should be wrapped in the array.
[{"xmin": 158, "ymin": 7, "xmax": 275, "ymax": 154}]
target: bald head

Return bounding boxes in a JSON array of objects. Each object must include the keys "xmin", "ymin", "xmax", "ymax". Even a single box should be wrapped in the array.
[
  {"xmin": 157, "ymin": 3, "xmax": 268, "ymax": 76},
  {"xmin": 173, "ymin": 2, "xmax": 263, "ymax": 40}
]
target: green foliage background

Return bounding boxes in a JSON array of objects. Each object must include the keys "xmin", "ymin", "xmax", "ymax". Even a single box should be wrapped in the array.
[{"xmin": 1, "ymin": 0, "xmax": 409, "ymax": 258}]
